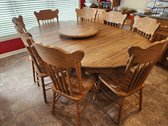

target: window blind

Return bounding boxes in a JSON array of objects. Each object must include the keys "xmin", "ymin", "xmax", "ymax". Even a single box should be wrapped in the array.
[{"xmin": 0, "ymin": 0, "xmax": 79, "ymax": 38}]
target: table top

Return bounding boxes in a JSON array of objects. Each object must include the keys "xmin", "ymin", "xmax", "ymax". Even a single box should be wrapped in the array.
[{"xmin": 29, "ymin": 21, "xmax": 151, "ymax": 69}]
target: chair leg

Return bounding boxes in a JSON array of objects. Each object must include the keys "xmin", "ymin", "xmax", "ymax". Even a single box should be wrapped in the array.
[
  {"xmin": 95, "ymin": 76, "xmax": 102, "ymax": 92},
  {"xmin": 76, "ymin": 102, "xmax": 81, "ymax": 126},
  {"xmin": 92, "ymin": 82, "xmax": 98, "ymax": 100},
  {"xmin": 36, "ymin": 73, "xmax": 40, "ymax": 87},
  {"xmin": 41, "ymin": 77, "xmax": 47, "ymax": 103},
  {"xmin": 139, "ymin": 89, "xmax": 143, "ymax": 111},
  {"xmin": 92, "ymin": 74, "xmax": 101, "ymax": 100},
  {"xmin": 118, "ymin": 98, "xmax": 124, "ymax": 125},
  {"xmin": 32, "ymin": 61, "xmax": 36, "ymax": 83},
  {"xmin": 52, "ymin": 92, "xmax": 61, "ymax": 114},
  {"xmin": 52, "ymin": 91, "xmax": 56, "ymax": 114}
]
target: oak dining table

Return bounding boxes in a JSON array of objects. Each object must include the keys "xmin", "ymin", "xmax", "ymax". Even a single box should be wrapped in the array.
[{"xmin": 29, "ymin": 21, "xmax": 151, "ymax": 73}]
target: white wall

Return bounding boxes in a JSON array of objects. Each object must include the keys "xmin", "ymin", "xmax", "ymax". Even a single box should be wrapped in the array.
[{"xmin": 120, "ymin": 0, "xmax": 151, "ymax": 10}]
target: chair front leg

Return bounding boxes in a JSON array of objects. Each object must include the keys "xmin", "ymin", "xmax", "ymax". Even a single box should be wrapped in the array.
[
  {"xmin": 36, "ymin": 73, "xmax": 40, "ymax": 86},
  {"xmin": 32, "ymin": 61, "xmax": 36, "ymax": 83},
  {"xmin": 52, "ymin": 91, "xmax": 56, "ymax": 114},
  {"xmin": 41, "ymin": 77, "xmax": 47, "ymax": 103},
  {"xmin": 52, "ymin": 92, "xmax": 61, "ymax": 114},
  {"xmin": 118, "ymin": 98, "xmax": 124, "ymax": 125},
  {"xmin": 92, "ymin": 82, "xmax": 98, "ymax": 100},
  {"xmin": 76, "ymin": 101, "xmax": 81, "ymax": 126},
  {"xmin": 139, "ymin": 88, "xmax": 143, "ymax": 111}
]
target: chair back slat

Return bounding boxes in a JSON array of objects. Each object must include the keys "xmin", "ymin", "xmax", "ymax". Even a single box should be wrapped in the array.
[
  {"xmin": 136, "ymin": 62, "xmax": 153, "ymax": 86},
  {"xmin": 104, "ymin": 11, "xmax": 127, "ymax": 28},
  {"xmin": 75, "ymin": 8, "xmax": 97, "ymax": 23},
  {"xmin": 34, "ymin": 9, "xmax": 59, "ymax": 25},
  {"xmin": 58, "ymin": 69, "xmax": 69, "ymax": 94},
  {"xmin": 128, "ymin": 62, "xmax": 153, "ymax": 91},
  {"xmin": 47, "ymin": 67, "xmax": 74, "ymax": 95},
  {"xmin": 125, "ymin": 39, "xmax": 168, "ymax": 92},
  {"xmin": 34, "ymin": 43, "xmax": 85, "ymax": 97},
  {"xmin": 132, "ymin": 16, "xmax": 160, "ymax": 41},
  {"xmin": 60, "ymin": 69, "xmax": 71, "ymax": 95}
]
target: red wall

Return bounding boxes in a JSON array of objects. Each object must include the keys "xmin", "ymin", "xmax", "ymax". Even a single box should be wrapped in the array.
[{"xmin": 0, "ymin": 38, "xmax": 25, "ymax": 54}]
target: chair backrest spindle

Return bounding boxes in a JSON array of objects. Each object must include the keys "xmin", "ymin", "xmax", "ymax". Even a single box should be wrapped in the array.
[{"xmin": 125, "ymin": 40, "xmax": 168, "ymax": 92}]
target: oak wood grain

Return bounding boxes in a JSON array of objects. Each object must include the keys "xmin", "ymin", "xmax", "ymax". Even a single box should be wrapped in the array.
[{"xmin": 29, "ymin": 21, "xmax": 151, "ymax": 69}]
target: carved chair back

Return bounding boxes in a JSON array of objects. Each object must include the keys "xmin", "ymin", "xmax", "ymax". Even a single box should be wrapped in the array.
[
  {"xmin": 12, "ymin": 15, "xmax": 46, "ymax": 74},
  {"xmin": 34, "ymin": 9, "xmax": 59, "ymax": 25},
  {"xmin": 12, "ymin": 17, "xmax": 31, "ymax": 48},
  {"xmin": 104, "ymin": 11, "xmax": 127, "ymax": 28},
  {"xmin": 75, "ymin": 8, "xmax": 97, "ymax": 22},
  {"xmin": 125, "ymin": 40, "xmax": 168, "ymax": 93},
  {"xmin": 34, "ymin": 43, "xmax": 85, "ymax": 99},
  {"xmin": 132, "ymin": 16, "xmax": 160, "ymax": 41},
  {"xmin": 12, "ymin": 15, "xmax": 26, "ymax": 33}
]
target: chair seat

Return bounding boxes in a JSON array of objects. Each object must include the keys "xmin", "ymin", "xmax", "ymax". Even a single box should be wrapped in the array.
[
  {"xmin": 71, "ymin": 73, "xmax": 95, "ymax": 94},
  {"xmin": 52, "ymin": 73, "xmax": 95, "ymax": 99},
  {"xmin": 99, "ymin": 66, "xmax": 133, "ymax": 96}
]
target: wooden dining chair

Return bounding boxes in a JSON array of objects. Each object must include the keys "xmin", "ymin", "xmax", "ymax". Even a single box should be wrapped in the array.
[
  {"xmin": 12, "ymin": 16, "xmax": 52, "ymax": 103},
  {"xmin": 20, "ymin": 32, "xmax": 51, "ymax": 103},
  {"xmin": 34, "ymin": 9, "xmax": 59, "ymax": 25},
  {"xmin": 34, "ymin": 43, "xmax": 95, "ymax": 126},
  {"xmin": 12, "ymin": 16, "xmax": 37, "ymax": 85},
  {"xmin": 75, "ymin": 8, "xmax": 97, "ymax": 22},
  {"xmin": 98, "ymin": 40, "xmax": 168, "ymax": 124},
  {"xmin": 104, "ymin": 11, "xmax": 127, "ymax": 28},
  {"xmin": 132, "ymin": 16, "xmax": 160, "ymax": 41}
]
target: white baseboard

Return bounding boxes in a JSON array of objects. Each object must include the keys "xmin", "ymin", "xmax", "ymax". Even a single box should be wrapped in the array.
[{"xmin": 0, "ymin": 48, "xmax": 27, "ymax": 59}]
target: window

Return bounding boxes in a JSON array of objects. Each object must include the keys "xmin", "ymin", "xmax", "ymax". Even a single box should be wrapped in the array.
[{"xmin": 0, "ymin": 0, "xmax": 79, "ymax": 38}]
